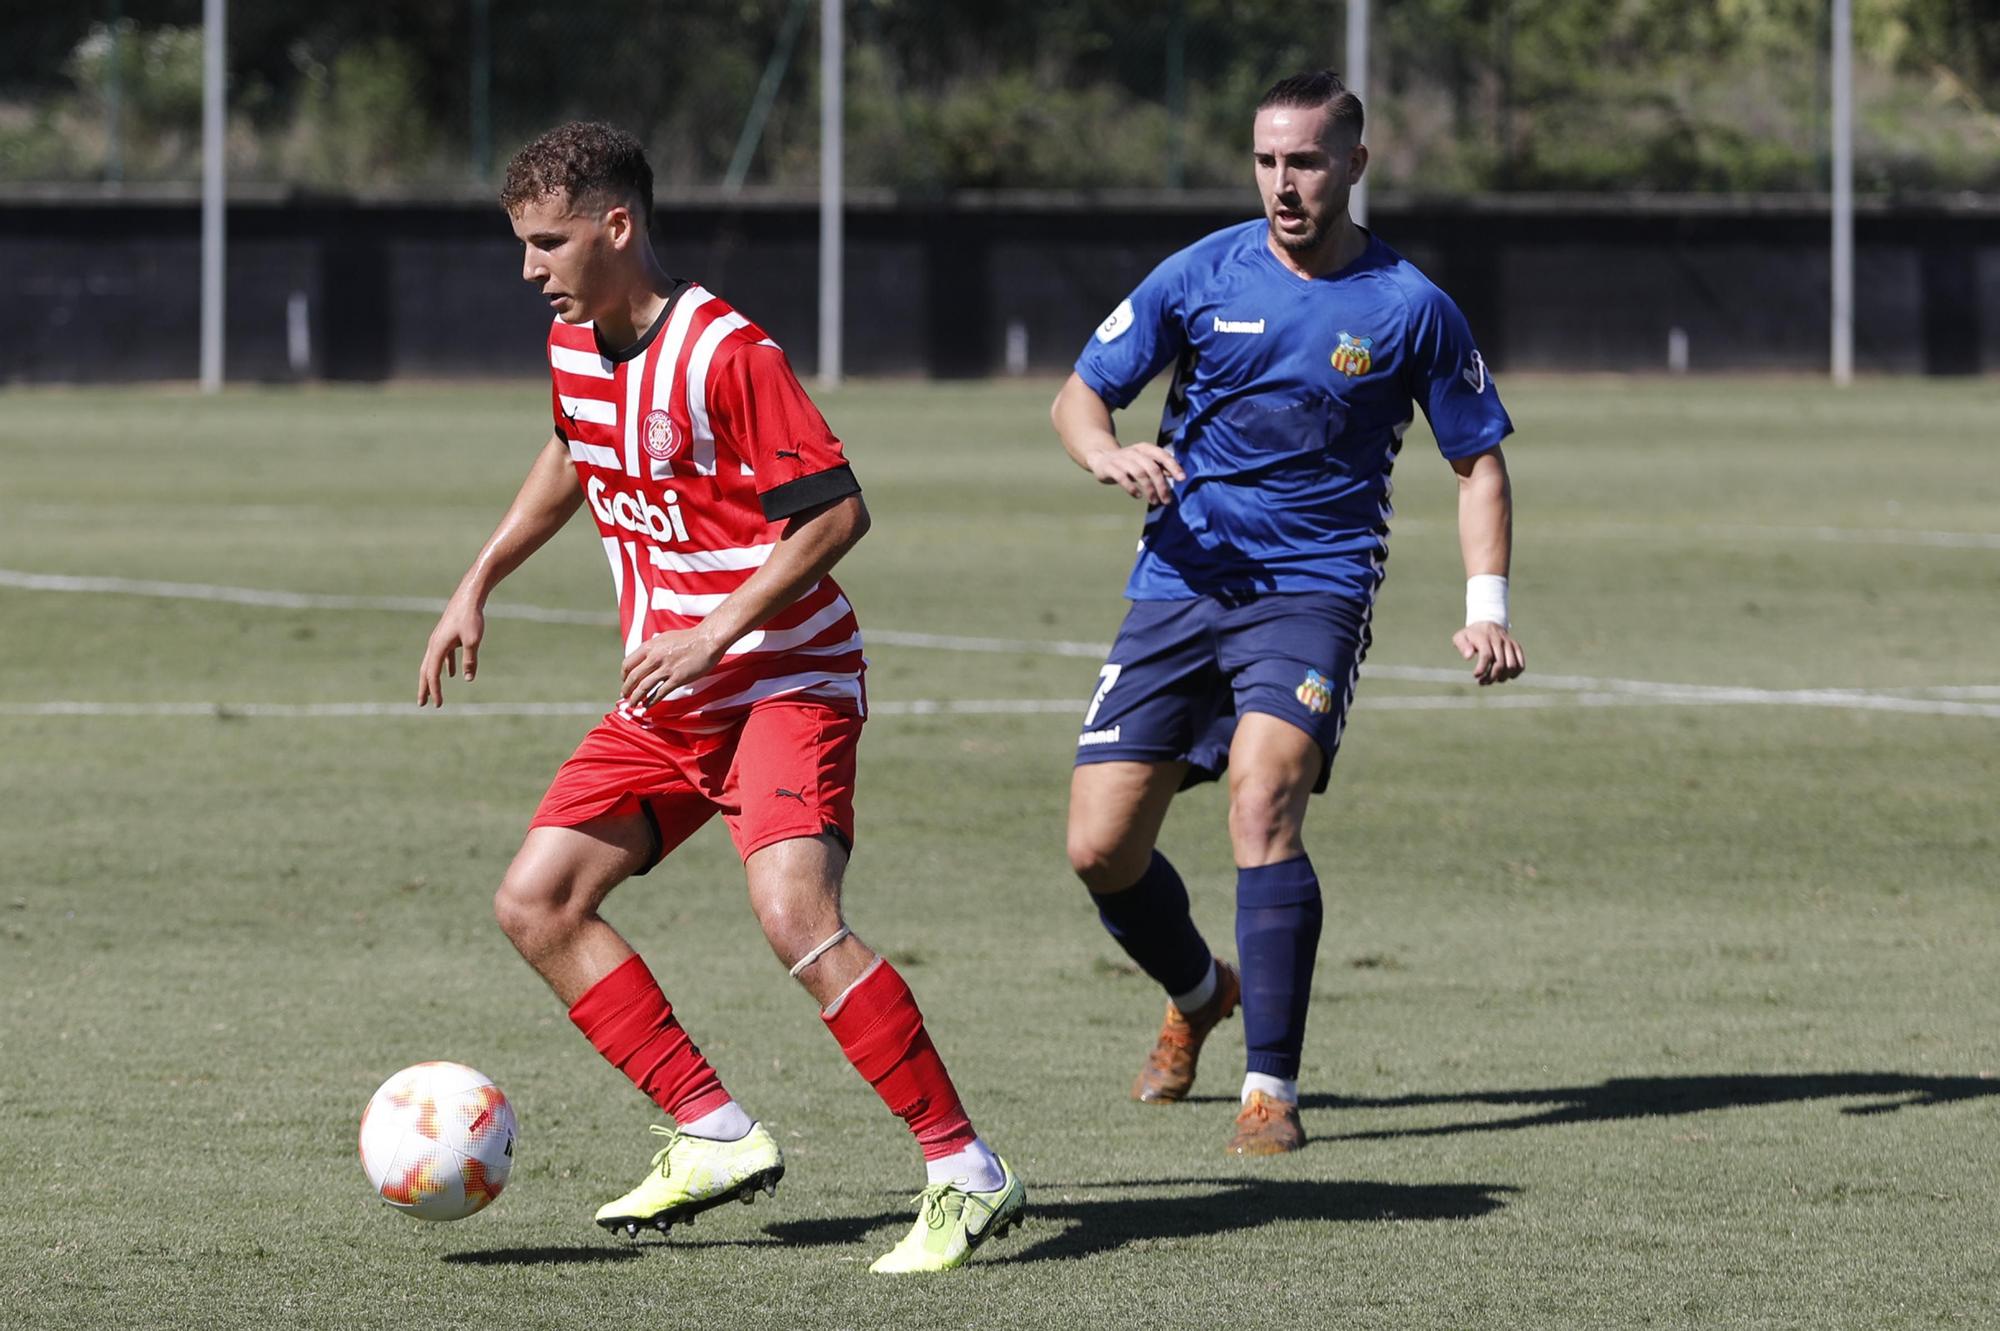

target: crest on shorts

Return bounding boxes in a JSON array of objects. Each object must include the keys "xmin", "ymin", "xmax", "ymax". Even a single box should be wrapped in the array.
[
  {"xmin": 1330, "ymin": 332, "xmax": 1373, "ymax": 377},
  {"xmin": 642, "ymin": 409, "xmax": 678, "ymax": 461},
  {"xmin": 1296, "ymin": 668, "xmax": 1335, "ymax": 715}
]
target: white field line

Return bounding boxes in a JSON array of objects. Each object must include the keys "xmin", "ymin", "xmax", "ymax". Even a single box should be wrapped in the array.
[
  {"xmin": 3, "ymin": 567, "xmax": 1997, "ymax": 719},
  {"xmin": 867, "ymin": 627, "xmax": 1109, "ymax": 657},
  {"xmin": 7, "ymin": 690, "xmax": 2000, "ymax": 721},
  {"xmin": 1390, "ymin": 519, "xmax": 2000, "ymax": 551},
  {"xmin": 0, "ymin": 696, "xmax": 1667, "ymax": 719},
  {"xmin": 1690, "ymin": 523, "xmax": 2000, "ymax": 551},
  {"xmin": 1360, "ymin": 666, "xmax": 2000, "ymax": 717},
  {"xmin": 1874, "ymin": 685, "xmax": 2000, "ymax": 700},
  {"xmin": 0, "ymin": 569, "xmax": 612, "ymax": 625},
  {"xmin": 0, "ymin": 699, "xmax": 1080, "ymax": 719},
  {"xmin": 21, "ymin": 510, "xmax": 1997, "ymax": 548}
]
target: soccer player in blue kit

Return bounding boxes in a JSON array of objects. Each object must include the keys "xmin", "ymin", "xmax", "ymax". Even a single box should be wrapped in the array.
[{"xmin": 1051, "ymin": 71, "xmax": 1526, "ymax": 1154}]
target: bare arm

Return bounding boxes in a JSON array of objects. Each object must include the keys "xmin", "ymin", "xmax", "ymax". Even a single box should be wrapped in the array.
[
  {"xmin": 417, "ymin": 432, "xmax": 583, "ymax": 705},
  {"xmin": 1050, "ymin": 371, "xmax": 1184, "ymax": 506},
  {"xmin": 1448, "ymin": 445, "xmax": 1525, "ymax": 686},
  {"xmin": 619, "ymin": 493, "xmax": 871, "ymax": 705}
]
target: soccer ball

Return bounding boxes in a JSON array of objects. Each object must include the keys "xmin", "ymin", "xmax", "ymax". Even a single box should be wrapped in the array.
[{"xmin": 359, "ymin": 1061, "xmax": 516, "ymax": 1221}]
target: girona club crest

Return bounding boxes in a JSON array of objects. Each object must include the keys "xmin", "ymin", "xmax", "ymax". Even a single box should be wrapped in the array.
[{"xmin": 642, "ymin": 409, "xmax": 678, "ymax": 461}]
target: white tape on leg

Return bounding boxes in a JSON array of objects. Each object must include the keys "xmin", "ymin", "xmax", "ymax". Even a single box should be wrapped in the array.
[{"xmin": 788, "ymin": 925, "xmax": 852, "ymax": 978}]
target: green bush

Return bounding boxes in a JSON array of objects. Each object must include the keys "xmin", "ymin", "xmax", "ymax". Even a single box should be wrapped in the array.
[{"xmin": 1, "ymin": 3, "xmax": 1995, "ymax": 193}]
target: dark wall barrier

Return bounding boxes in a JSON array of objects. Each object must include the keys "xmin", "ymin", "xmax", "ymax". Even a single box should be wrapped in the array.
[{"xmin": 3, "ymin": 189, "xmax": 1995, "ymax": 383}]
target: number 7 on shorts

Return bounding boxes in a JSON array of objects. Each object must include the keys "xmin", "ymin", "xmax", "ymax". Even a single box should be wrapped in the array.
[{"xmin": 1085, "ymin": 664, "xmax": 1122, "ymax": 726}]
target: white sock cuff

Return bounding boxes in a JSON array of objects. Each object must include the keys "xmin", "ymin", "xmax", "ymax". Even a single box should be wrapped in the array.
[
  {"xmin": 1242, "ymin": 1072, "xmax": 1299, "ymax": 1105},
  {"xmin": 679, "ymin": 1100, "xmax": 754, "ymax": 1142},
  {"xmin": 924, "ymin": 1137, "xmax": 1005, "ymax": 1192},
  {"xmin": 1169, "ymin": 958, "xmax": 1219, "ymax": 1013}
]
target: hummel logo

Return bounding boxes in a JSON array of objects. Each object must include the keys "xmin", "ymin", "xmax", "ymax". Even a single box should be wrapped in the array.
[
  {"xmin": 1462, "ymin": 351, "xmax": 1489, "ymax": 394},
  {"xmin": 1213, "ymin": 316, "xmax": 1266, "ymax": 335},
  {"xmin": 774, "ymin": 787, "xmax": 807, "ymax": 804}
]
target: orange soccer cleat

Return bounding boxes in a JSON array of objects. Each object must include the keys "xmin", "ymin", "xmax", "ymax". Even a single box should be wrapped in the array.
[
  {"xmin": 1226, "ymin": 1089, "xmax": 1305, "ymax": 1156},
  {"xmin": 1131, "ymin": 958, "xmax": 1241, "ymax": 1104}
]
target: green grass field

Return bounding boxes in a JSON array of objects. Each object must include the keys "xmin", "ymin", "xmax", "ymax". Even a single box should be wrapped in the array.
[{"xmin": 2, "ymin": 376, "xmax": 1996, "ymax": 1329}]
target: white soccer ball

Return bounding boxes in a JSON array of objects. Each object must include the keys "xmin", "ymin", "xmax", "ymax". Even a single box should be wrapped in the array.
[{"xmin": 359, "ymin": 1061, "xmax": 516, "ymax": 1222}]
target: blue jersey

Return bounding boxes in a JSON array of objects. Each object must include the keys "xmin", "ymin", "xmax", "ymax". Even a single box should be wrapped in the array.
[{"xmin": 1074, "ymin": 221, "xmax": 1512, "ymax": 602}]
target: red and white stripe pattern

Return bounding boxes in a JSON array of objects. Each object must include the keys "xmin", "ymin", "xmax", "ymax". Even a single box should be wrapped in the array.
[{"xmin": 547, "ymin": 288, "xmax": 864, "ymax": 726}]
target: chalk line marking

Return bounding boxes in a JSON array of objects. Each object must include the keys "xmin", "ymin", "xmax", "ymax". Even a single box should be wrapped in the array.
[
  {"xmin": 1389, "ymin": 519, "xmax": 2000, "ymax": 551},
  {"xmin": 6, "ymin": 689, "xmax": 1999, "ymax": 721},
  {"xmin": 3, "ymin": 568, "xmax": 1995, "ymax": 719},
  {"xmin": 0, "ymin": 699, "xmax": 1079, "ymax": 719},
  {"xmin": 0, "ymin": 569, "xmax": 610, "ymax": 625}
]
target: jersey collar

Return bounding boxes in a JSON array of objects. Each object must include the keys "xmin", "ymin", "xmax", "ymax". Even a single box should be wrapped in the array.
[
  {"xmin": 1259, "ymin": 228, "xmax": 1382, "ymax": 285},
  {"xmin": 593, "ymin": 279, "xmax": 693, "ymax": 363}
]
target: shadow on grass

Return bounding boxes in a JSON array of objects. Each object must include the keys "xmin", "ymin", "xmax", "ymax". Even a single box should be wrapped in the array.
[
  {"xmin": 441, "ymin": 1245, "xmax": 647, "ymax": 1266},
  {"xmin": 762, "ymin": 1177, "xmax": 1515, "ymax": 1263},
  {"xmin": 1217, "ymin": 1072, "xmax": 2000, "ymax": 1140}
]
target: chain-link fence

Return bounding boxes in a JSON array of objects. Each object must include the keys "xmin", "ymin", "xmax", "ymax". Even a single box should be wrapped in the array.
[{"xmin": 7, "ymin": 1, "xmax": 1999, "ymax": 196}]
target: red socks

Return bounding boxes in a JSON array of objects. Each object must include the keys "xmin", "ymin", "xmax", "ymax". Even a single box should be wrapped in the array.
[
  {"xmin": 823, "ymin": 960, "xmax": 977, "ymax": 1160},
  {"xmin": 569, "ymin": 954, "xmax": 732, "ymax": 1122},
  {"xmin": 571, "ymin": 953, "xmax": 976, "ymax": 1160}
]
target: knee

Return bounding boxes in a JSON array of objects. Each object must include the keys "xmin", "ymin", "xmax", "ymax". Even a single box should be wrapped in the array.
[
  {"xmin": 751, "ymin": 895, "xmax": 804, "ymax": 957},
  {"xmin": 1067, "ymin": 828, "xmax": 1147, "ymax": 893},
  {"xmin": 750, "ymin": 892, "xmax": 840, "ymax": 970},
  {"xmin": 1065, "ymin": 829, "xmax": 1107, "ymax": 884},
  {"xmin": 492, "ymin": 867, "xmax": 578, "ymax": 951},
  {"xmin": 1228, "ymin": 779, "xmax": 1303, "ymax": 859}
]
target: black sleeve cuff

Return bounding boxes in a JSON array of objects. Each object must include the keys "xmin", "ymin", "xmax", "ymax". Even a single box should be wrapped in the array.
[{"xmin": 760, "ymin": 464, "xmax": 861, "ymax": 521}]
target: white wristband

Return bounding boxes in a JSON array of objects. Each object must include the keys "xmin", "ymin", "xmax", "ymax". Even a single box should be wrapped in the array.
[{"xmin": 1465, "ymin": 574, "xmax": 1509, "ymax": 628}]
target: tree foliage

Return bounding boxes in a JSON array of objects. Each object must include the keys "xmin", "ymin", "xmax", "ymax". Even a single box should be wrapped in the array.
[{"xmin": 2, "ymin": 0, "xmax": 1995, "ymax": 192}]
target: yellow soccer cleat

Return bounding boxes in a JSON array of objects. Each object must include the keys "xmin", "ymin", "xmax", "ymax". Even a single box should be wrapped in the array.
[
  {"xmin": 868, "ymin": 1157, "xmax": 1026, "ymax": 1274},
  {"xmin": 594, "ymin": 1123, "xmax": 785, "ymax": 1238}
]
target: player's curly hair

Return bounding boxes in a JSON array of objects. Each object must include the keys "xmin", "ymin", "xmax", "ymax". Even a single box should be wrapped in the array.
[
  {"xmin": 1257, "ymin": 70, "xmax": 1365, "ymax": 144},
  {"xmin": 500, "ymin": 121, "xmax": 654, "ymax": 222}
]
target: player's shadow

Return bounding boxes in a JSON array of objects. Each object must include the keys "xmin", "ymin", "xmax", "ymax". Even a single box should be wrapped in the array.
[
  {"xmin": 1217, "ymin": 1072, "xmax": 2000, "ymax": 1140},
  {"xmin": 441, "ymin": 1245, "xmax": 647, "ymax": 1266},
  {"xmin": 760, "ymin": 1176, "xmax": 1514, "ymax": 1263}
]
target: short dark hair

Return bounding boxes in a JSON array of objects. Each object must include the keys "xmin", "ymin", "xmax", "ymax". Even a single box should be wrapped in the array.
[
  {"xmin": 1256, "ymin": 70, "xmax": 1364, "ymax": 144},
  {"xmin": 500, "ymin": 121, "xmax": 653, "ymax": 222}
]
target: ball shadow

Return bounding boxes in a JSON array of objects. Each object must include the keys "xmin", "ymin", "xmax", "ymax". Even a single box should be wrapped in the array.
[{"xmin": 441, "ymin": 1245, "xmax": 647, "ymax": 1266}]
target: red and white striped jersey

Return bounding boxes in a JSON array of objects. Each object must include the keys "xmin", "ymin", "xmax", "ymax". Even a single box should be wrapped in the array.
[{"xmin": 547, "ymin": 283, "xmax": 865, "ymax": 728}]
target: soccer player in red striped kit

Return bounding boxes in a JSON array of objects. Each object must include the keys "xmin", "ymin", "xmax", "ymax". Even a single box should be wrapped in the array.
[{"xmin": 417, "ymin": 122, "xmax": 1023, "ymax": 1273}]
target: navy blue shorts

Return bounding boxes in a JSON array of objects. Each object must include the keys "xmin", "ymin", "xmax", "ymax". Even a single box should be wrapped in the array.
[{"xmin": 1073, "ymin": 592, "xmax": 1372, "ymax": 794}]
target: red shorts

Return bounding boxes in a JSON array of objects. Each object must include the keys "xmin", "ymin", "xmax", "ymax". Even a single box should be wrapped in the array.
[{"xmin": 529, "ymin": 701, "xmax": 861, "ymax": 866}]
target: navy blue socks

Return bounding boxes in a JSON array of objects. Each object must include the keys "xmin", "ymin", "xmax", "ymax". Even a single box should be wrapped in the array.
[
  {"xmin": 1235, "ymin": 855, "xmax": 1323, "ymax": 1081},
  {"xmin": 1092, "ymin": 851, "xmax": 1214, "ymax": 998},
  {"xmin": 1094, "ymin": 850, "xmax": 1324, "ymax": 1086}
]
